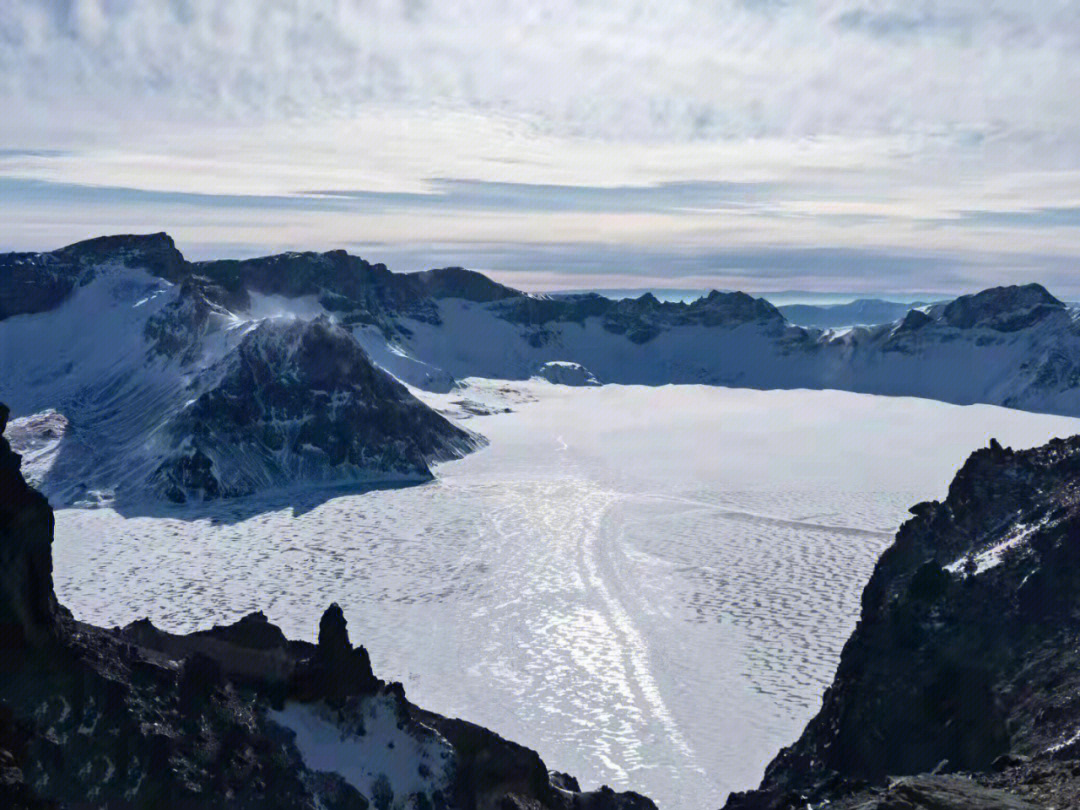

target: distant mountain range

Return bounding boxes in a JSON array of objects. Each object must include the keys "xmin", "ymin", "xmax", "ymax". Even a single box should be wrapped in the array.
[
  {"xmin": 776, "ymin": 298, "xmax": 938, "ymax": 329},
  {"xmin": 4, "ymin": 232, "xmax": 1080, "ymax": 504}
]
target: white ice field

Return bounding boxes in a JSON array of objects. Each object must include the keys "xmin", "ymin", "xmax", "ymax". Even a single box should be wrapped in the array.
[{"xmin": 52, "ymin": 383, "xmax": 1080, "ymax": 809}]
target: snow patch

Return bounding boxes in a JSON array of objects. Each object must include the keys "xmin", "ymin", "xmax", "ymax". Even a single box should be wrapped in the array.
[
  {"xmin": 270, "ymin": 697, "xmax": 454, "ymax": 807},
  {"xmin": 945, "ymin": 517, "xmax": 1051, "ymax": 576},
  {"xmin": 245, "ymin": 292, "xmax": 331, "ymax": 322},
  {"xmin": 5, "ymin": 409, "xmax": 69, "ymax": 488},
  {"xmin": 352, "ymin": 325, "xmax": 456, "ymax": 392}
]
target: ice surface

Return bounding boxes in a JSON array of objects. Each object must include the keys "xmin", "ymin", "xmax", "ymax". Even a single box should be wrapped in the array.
[{"xmin": 52, "ymin": 385, "xmax": 1080, "ymax": 808}]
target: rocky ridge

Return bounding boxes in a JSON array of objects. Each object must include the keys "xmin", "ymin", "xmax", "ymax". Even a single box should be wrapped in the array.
[
  {"xmin": 150, "ymin": 316, "xmax": 479, "ymax": 503},
  {"xmin": 8, "ymin": 235, "xmax": 1080, "ymax": 510},
  {"xmin": 0, "ymin": 236, "xmax": 483, "ymax": 506},
  {"xmin": 9, "ymin": 236, "xmax": 1080, "ymax": 415},
  {"xmin": 0, "ymin": 403, "xmax": 655, "ymax": 809},
  {"xmin": 725, "ymin": 434, "xmax": 1080, "ymax": 810}
]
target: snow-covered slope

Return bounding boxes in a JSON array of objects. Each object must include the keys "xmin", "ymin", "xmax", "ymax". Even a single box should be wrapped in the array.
[
  {"xmin": 381, "ymin": 284, "xmax": 1080, "ymax": 417},
  {"xmin": 0, "ymin": 235, "xmax": 479, "ymax": 506},
  {"xmin": 5, "ymin": 233, "xmax": 1080, "ymax": 507}
]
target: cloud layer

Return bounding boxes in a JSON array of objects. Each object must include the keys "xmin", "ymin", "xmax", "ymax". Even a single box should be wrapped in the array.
[{"xmin": 1, "ymin": 0, "xmax": 1079, "ymax": 293}]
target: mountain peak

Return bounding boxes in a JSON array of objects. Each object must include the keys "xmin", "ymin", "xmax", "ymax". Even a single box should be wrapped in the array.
[
  {"xmin": 411, "ymin": 266, "xmax": 519, "ymax": 302},
  {"xmin": 56, "ymin": 232, "xmax": 188, "ymax": 281},
  {"xmin": 940, "ymin": 283, "xmax": 1064, "ymax": 331}
]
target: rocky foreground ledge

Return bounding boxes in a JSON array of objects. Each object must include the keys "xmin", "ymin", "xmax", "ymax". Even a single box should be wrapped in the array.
[
  {"xmin": 0, "ymin": 403, "xmax": 654, "ymax": 809},
  {"xmin": 727, "ymin": 436, "xmax": 1080, "ymax": 809}
]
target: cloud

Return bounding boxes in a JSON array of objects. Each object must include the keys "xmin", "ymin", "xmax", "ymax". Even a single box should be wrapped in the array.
[
  {"xmin": 0, "ymin": 1, "xmax": 1079, "ymax": 293},
  {"xmin": 933, "ymin": 207, "xmax": 1080, "ymax": 229},
  {"xmin": 2, "ymin": 0, "xmax": 1079, "ymax": 144}
]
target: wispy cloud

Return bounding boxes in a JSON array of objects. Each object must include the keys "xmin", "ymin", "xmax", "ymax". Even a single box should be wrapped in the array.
[
  {"xmin": 0, "ymin": 1, "xmax": 1078, "ymax": 292},
  {"xmin": 931, "ymin": 207, "xmax": 1080, "ymax": 229}
]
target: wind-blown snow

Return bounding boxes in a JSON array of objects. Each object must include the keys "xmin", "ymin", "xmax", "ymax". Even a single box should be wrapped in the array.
[{"xmin": 50, "ymin": 384, "xmax": 1080, "ymax": 808}]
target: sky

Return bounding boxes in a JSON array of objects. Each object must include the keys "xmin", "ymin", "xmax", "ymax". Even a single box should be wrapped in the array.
[{"xmin": 2, "ymin": 1, "xmax": 1080, "ymax": 294}]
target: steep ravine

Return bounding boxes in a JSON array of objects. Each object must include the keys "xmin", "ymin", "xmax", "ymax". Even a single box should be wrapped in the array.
[{"xmin": 0, "ymin": 403, "xmax": 654, "ymax": 810}]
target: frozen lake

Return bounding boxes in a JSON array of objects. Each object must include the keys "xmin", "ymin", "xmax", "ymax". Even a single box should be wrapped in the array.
[{"xmin": 53, "ymin": 384, "xmax": 1080, "ymax": 808}]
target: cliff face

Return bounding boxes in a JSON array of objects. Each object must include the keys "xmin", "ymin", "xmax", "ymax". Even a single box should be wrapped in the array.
[
  {"xmin": 0, "ymin": 233, "xmax": 187, "ymax": 321},
  {"xmin": 727, "ymin": 436, "xmax": 1080, "ymax": 809},
  {"xmin": 0, "ymin": 404, "xmax": 59, "ymax": 649},
  {"xmin": 0, "ymin": 405, "xmax": 654, "ymax": 810}
]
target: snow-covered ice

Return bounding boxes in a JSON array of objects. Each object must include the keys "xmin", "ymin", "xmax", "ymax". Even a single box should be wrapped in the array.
[{"xmin": 52, "ymin": 384, "xmax": 1080, "ymax": 808}]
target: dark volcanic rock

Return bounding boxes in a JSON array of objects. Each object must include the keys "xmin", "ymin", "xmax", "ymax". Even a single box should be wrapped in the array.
[
  {"xmin": 0, "ymin": 233, "xmax": 186, "ymax": 321},
  {"xmin": 896, "ymin": 308, "xmax": 932, "ymax": 333},
  {"xmin": 292, "ymin": 603, "xmax": 378, "ymax": 700},
  {"xmin": 150, "ymin": 316, "xmax": 480, "ymax": 502},
  {"xmin": 493, "ymin": 289, "xmax": 785, "ymax": 343},
  {"xmin": 728, "ymin": 435, "xmax": 1080, "ymax": 808},
  {"xmin": 844, "ymin": 775, "xmax": 1040, "ymax": 810},
  {"xmin": 412, "ymin": 266, "xmax": 519, "ymax": 303},
  {"xmin": 0, "ymin": 404, "xmax": 59, "ymax": 649},
  {"xmin": 939, "ymin": 284, "xmax": 1064, "ymax": 332},
  {"xmin": 0, "ymin": 406, "xmax": 654, "ymax": 809}
]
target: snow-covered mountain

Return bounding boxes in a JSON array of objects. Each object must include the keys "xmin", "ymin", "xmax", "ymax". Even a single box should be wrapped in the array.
[
  {"xmin": 4, "ymin": 232, "xmax": 1080, "ymax": 504},
  {"xmin": 0, "ymin": 234, "xmax": 479, "ymax": 506}
]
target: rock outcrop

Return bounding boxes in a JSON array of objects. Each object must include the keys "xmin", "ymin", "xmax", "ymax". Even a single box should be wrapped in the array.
[
  {"xmin": 534, "ymin": 361, "xmax": 601, "ymax": 386},
  {"xmin": 0, "ymin": 406, "xmax": 654, "ymax": 809},
  {"xmin": 151, "ymin": 316, "xmax": 480, "ymax": 502},
  {"xmin": 494, "ymin": 289, "xmax": 786, "ymax": 343},
  {"xmin": 937, "ymin": 284, "xmax": 1065, "ymax": 332},
  {"xmin": 0, "ymin": 233, "xmax": 186, "ymax": 321},
  {"xmin": 0, "ymin": 404, "xmax": 59, "ymax": 649},
  {"xmin": 726, "ymin": 435, "xmax": 1080, "ymax": 809}
]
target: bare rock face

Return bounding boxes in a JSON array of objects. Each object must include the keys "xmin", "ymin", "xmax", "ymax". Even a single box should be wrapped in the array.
[
  {"xmin": 0, "ymin": 233, "xmax": 186, "ymax": 321},
  {"xmin": 0, "ymin": 404, "xmax": 59, "ymax": 649},
  {"xmin": 495, "ymin": 289, "xmax": 786, "ymax": 344},
  {"xmin": 150, "ymin": 316, "xmax": 481, "ymax": 502},
  {"xmin": 939, "ymin": 284, "xmax": 1064, "ymax": 332},
  {"xmin": 292, "ymin": 603, "xmax": 378, "ymax": 701},
  {"xmin": 850, "ymin": 775, "xmax": 1041, "ymax": 810}
]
